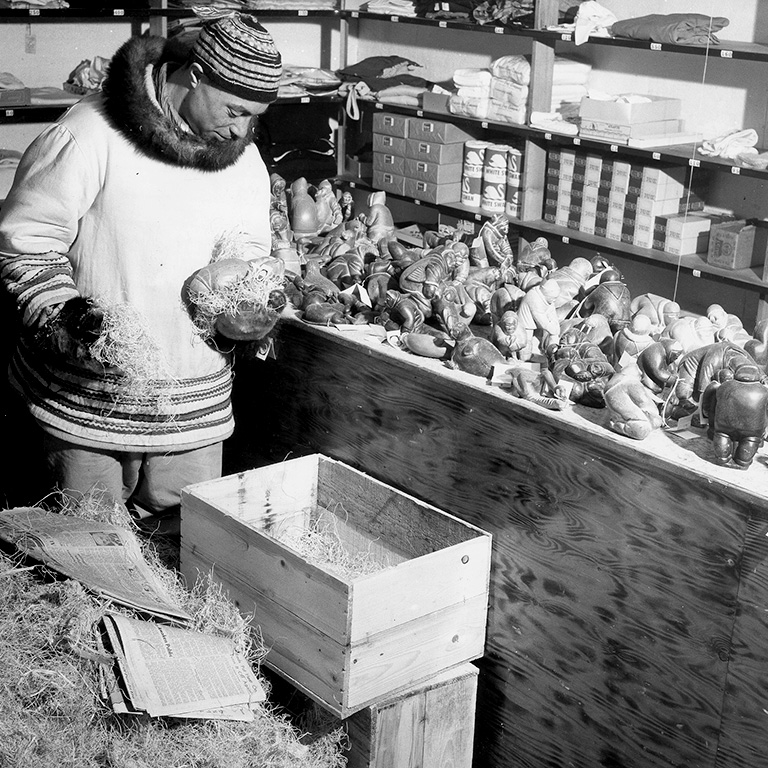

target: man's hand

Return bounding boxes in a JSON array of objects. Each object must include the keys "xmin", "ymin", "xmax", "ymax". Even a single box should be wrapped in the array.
[{"xmin": 31, "ymin": 302, "xmax": 65, "ymax": 330}]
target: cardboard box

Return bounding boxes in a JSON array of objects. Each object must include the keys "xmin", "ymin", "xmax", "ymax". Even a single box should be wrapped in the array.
[
  {"xmin": 403, "ymin": 157, "xmax": 463, "ymax": 184},
  {"xmin": 407, "ymin": 117, "xmax": 473, "ymax": 144},
  {"xmin": 373, "ymin": 152, "xmax": 405, "ymax": 175},
  {"xmin": 707, "ymin": 220, "xmax": 768, "ymax": 270},
  {"xmin": 579, "ymin": 95, "xmax": 682, "ymax": 126},
  {"xmin": 373, "ymin": 133, "xmax": 406, "ymax": 156},
  {"xmin": 180, "ymin": 454, "xmax": 492, "ymax": 719},
  {"xmin": 664, "ymin": 214, "xmax": 711, "ymax": 255},
  {"xmin": 404, "ymin": 176, "xmax": 461, "ymax": 204},
  {"xmin": 372, "ymin": 112, "xmax": 410, "ymax": 138},
  {"xmin": 421, "ymin": 91, "xmax": 451, "ymax": 115},
  {"xmin": 579, "ymin": 118, "xmax": 683, "ymax": 142},
  {"xmin": 372, "ymin": 170, "xmax": 406, "ymax": 196},
  {"xmin": 404, "ymin": 137, "xmax": 465, "ymax": 164}
]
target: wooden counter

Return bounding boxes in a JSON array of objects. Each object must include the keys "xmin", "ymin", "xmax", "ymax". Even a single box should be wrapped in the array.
[{"xmin": 227, "ymin": 317, "xmax": 768, "ymax": 768}]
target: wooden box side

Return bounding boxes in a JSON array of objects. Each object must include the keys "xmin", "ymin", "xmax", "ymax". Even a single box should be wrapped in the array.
[
  {"xmin": 180, "ymin": 544, "xmax": 349, "ymax": 716},
  {"xmin": 349, "ymin": 535, "xmax": 492, "ymax": 641},
  {"xmin": 343, "ymin": 592, "xmax": 488, "ymax": 716},
  {"xmin": 317, "ymin": 456, "xmax": 489, "ymax": 558},
  {"xmin": 180, "ymin": 493, "xmax": 351, "ymax": 644},
  {"xmin": 345, "ymin": 663, "xmax": 479, "ymax": 768}
]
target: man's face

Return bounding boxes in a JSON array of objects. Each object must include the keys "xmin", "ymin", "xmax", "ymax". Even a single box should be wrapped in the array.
[{"xmin": 180, "ymin": 76, "xmax": 269, "ymax": 146}]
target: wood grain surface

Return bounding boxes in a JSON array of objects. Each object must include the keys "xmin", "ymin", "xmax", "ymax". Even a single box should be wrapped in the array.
[{"xmin": 227, "ymin": 319, "xmax": 768, "ymax": 768}]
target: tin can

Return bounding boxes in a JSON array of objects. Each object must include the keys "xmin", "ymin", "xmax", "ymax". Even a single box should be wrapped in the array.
[
  {"xmin": 481, "ymin": 144, "xmax": 509, "ymax": 213},
  {"xmin": 505, "ymin": 148, "xmax": 523, "ymax": 218},
  {"xmin": 461, "ymin": 140, "xmax": 487, "ymax": 207}
]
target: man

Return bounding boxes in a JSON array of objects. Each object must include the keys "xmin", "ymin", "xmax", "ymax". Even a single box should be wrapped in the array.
[{"xmin": 0, "ymin": 14, "xmax": 283, "ymax": 525}]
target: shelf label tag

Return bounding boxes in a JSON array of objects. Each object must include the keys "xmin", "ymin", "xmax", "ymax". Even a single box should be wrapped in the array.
[
  {"xmin": 692, "ymin": 269, "xmax": 701, "ymax": 278},
  {"xmin": 390, "ymin": 15, "xmax": 399, "ymax": 21},
  {"xmin": 650, "ymin": 43, "xmax": 662, "ymax": 51},
  {"xmin": 375, "ymin": 103, "xmax": 383, "ymax": 109},
  {"xmin": 29, "ymin": 8, "xmax": 40, "ymax": 14},
  {"xmin": 481, "ymin": 121, "xmax": 489, "ymax": 128},
  {"xmin": 417, "ymin": 109, "xmax": 424, "ymax": 117},
  {"xmin": 688, "ymin": 158, "xmax": 701, "ymax": 168},
  {"xmin": 113, "ymin": 8, "xmax": 125, "ymax": 15},
  {"xmin": 351, "ymin": 11, "xmax": 359, "ymax": 17},
  {"xmin": 562, "ymin": 235, "xmax": 570, "ymax": 243},
  {"xmin": 573, "ymin": 137, "xmax": 581, "ymax": 146},
  {"xmin": 349, "ymin": 181, "xmax": 357, "ymax": 188},
  {"xmin": 545, "ymin": 132, "xmax": 552, "ymax": 140},
  {"xmin": 652, "ymin": 152, "xmax": 661, "ymax": 160},
  {"xmin": 413, "ymin": 199, "xmax": 421, "ymax": 205},
  {"xmin": 610, "ymin": 144, "xmax": 618, "ymax": 152},
  {"xmin": 731, "ymin": 166, "xmax": 741, "ymax": 175},
  {"xmin": 495, "ymin": 27, "xmax": 504, "ymax": 34},
  {"xmin": 474, "ymin": 213, "xmax": 482, "ymax": 221},
  {"xmin": 720, "ymin": 50, "xmax": 733, "ymax": 58},
  {"xmin": 5, "ymin": 109, "xmax": 14, "ymax": 117},
  {"xmin": 300, "ymin": 96, "xmax": 310, "ymax": 103},
  {"xmin": 561, "ymin": 33, "xmax": 572, "ymax": 41},
  {"xmin": 439, "ymin": 21, "xmax": 447, "ymax": 28},
  {"xmin": 298, "ymin": 9, "xmax": 308, "ymax": 15}
]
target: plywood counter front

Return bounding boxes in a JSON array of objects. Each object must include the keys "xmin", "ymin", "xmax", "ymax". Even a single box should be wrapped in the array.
[{"xmin": 228, "ymin": 317, "xmax": 768, "ymax": 768}]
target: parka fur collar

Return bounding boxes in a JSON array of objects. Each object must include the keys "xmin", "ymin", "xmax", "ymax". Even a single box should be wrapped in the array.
[{"xmin": 101, "ymin": 35, "xmax": 247, "ymax": 172}]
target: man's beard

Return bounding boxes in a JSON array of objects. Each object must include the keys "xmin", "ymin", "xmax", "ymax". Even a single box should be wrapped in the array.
[{"xmin": 192, "ymin": 116, "xmax": 258, "ymax": 171}]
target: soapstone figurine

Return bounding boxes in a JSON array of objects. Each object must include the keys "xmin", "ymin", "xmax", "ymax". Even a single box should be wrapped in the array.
[
  {"xmin": 517, "ymin": 278, "xmax": 562, "ymax": 351},
  {"xmin": 671, "ymin": 340, "xmax": 757, "ymax": 418},
  {"xmin": 314, "ymin": 179, "xmax": 344, "ymax": 235},
  {"xmin": 700, "ymin": 363, "xmax": 768, "ymax": 469},
  {"xmin": 579, "ymin": 269, "xmax": 631, "ymax": 333},
  {"xmin": 630, "ymin": 293, "xmax": 681, "ymax": 336},
  {"xmin": 359, "ymin": 191, "xmax": 396, "ymax": 249},
  {"xmin": 446, "ymin": 322, "xmax": 506, "ymax": 378},
  {"xmin": 635, "ymin": 338, "xmax": 683, "ymax": 394},
  {"xmin": 612, "ymin": 313, "xmax": 655, "ymax": 367},
  {"xmin": 490, "ymin": 283, "xmax": 526, "ymax": 324},
  {"xmin": 745, "ymin": 318, "xmax": 768, "ymax": 367},
  {"xmin": 508, "ymin": 367, "xmax": 570, "ymax": 410},
  {"xmin": 517, "ymin": 236, "xmax": 556, "ymax": 274},
  {"xmin": 289, "ymin": 176, "xmax": 320, "ymax": 238},
  {"xmin": 398, "ymin": 245, "xmax": 471, "ymax": 318},
  {"xmin": 602, "ymin": 363, "xmax": 663, "ymax": 440},
  {"xmin": 373, "ymin": 289, "xmax": 425, "ymax": 334},
  {"xmin": 464, "ymin": 264, "xmax": 516, "ymax": 325},
  {"xmin": 707, "ymin": 303, "xmax": 753, "ymax": 347},
  {"xmin": 662, "ymin": 315, "xmax": 717, "ymax": 352},
  {"xmin": 491, "ymin": 310, "xmax": 532, "ymax": 361},
  {"xmin": 549, "ymin": 256, "xmax": 593, "ymax": 318},
  {"xmin": 471, "ymin": 213, "xmax": 515, "ymax": 269}
]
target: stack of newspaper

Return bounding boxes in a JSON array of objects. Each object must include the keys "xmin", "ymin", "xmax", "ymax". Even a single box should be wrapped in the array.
[
  {"xmin": 0, "ymin": 507, "xmax": 265, "ymax": 721},
  {"xmin": 99, "ymin": 613, "xmax": 266, "ymax": 720}
]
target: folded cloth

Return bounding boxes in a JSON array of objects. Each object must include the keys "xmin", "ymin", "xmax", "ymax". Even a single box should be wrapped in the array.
[
  {"xmin": 491, "ymin": 55, "xmax": 531, "ymax": 85},
  {"xmin": 490, "ymin": 78, "xmax": 529, "ymax": 108},
  {"xmin": 529, "ymin": 111, "xmax": 579, "ymax": 135},
  {"xmin": 572, "ymin": 1, "xmax": 617, "ymax": 43},
  {"xmin": 698, "ymin": 128, "xmax": 758, "ymax": 159},
  {"xmin": 457, "ymin": 85, "xmax": 491, "ymax": 98},
  {"xmin": 736, "ymin": 151, "xmax": 768, "ymax": 170},
  {"xmin": 449, "ymin": 93, "xmax": 490, "ymax": 120},
  {"xmin": 487, "ymin": 100, "xmax": 526, "ymax": 125},
  {"xmin": 453, "ymin": 68, "xmax": 493, "ymax": 88},
  {"xmin": 610, "ymin": 14, "xmax": 729, "ymax": 46}
]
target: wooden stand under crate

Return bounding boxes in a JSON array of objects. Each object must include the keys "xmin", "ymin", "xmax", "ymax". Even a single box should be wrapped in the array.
[{"xmin": 345, "ymin": 662, "xmax": 479, "ymax": 768}]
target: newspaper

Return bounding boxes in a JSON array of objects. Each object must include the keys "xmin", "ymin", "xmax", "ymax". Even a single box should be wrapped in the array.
[
  {"xmin": 100, "ymin": 613, "xmax": 266, "ymax": 720},
  {"xmin": 0, "ymin": 507, "xmax": 191, "ymax": 624}
]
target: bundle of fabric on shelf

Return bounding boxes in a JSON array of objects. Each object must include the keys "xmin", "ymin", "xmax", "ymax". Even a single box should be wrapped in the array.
[
  {"xmin": 361, "ymin": 0, "xmax": 416, "ymax": 15},
  {"xmin": 448, "ymin": 61, "xmax": 527, "ymax": 123},
  {"xmin": 414, "ymin": 0, "xmax": 474, "ymax": 21},
  {"xmin": 610, "ymin": 13, "xmax": 729, "ymax": 46}
]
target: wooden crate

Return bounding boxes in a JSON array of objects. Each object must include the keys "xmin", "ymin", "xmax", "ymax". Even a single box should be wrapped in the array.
[
  {"xmin": 345, "ymin": 662, "xmax": 479, "ymax": 768},
  {"xmin": 179, "ymin": 454, "xmax": 492, "ymax": 718}
]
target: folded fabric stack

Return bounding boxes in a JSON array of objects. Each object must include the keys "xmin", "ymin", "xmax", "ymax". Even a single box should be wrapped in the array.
[
  {"xmin": 414, "ymin": 0, "xmax": 474, "ymax": 21},
  {"xmin": 610, "ymin": 13, "xmax": 729, "ymax": 46},
  {"xmin": 550, "ymin": 56, "xmax": 592, "ymax": 116},
  {"xmin": 362, "ymin": 0, "xmax": 416, "ymax": 15},
  {"xmin": 0, "ymin": 0, "xmax": 69, "ymax": 7},
  {"xmin": 448, "ymin": 62, "xmax": 527, "ymax": 124}
]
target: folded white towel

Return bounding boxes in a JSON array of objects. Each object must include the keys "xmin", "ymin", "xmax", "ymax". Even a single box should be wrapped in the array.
[{"xmin": 453, "ymin": 68, "xmax": 493, "ymax": 88}]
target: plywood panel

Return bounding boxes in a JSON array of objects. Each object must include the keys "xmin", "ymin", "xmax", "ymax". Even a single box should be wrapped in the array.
[{"xmin": 228, "ymin": 320, "xmax": 767, "ymax": 768}]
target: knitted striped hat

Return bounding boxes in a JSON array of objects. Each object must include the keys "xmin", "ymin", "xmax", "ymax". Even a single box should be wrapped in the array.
[{"xmin": 192, "ymin": 14, "xmax": 282, "ymax": 103}]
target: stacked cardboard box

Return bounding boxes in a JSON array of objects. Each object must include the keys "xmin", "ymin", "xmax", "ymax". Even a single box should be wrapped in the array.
[
  {"xmin": 578, "ymin": 95, "xmax": 700, "ymax": 148},
  {"xmin": 544, "ymin": 149, "xmax": 709, "ymax": 255},
  {"xmin": 372, "ymin": 112, "xmax": 473, "ymax": 204}
]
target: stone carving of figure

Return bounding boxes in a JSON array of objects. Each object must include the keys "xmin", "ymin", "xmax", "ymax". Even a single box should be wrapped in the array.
[{"xmin": 517, "ymin": 278, "xmax": 561, "ymax": 351}]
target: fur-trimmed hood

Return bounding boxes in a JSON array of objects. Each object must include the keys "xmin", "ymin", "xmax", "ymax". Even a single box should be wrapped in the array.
[{"xmin": 101, "ymin": 35, "xmax": 247, "ymax": 171}]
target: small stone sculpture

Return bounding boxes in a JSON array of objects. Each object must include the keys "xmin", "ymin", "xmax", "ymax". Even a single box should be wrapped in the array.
[
  {"xmin": 700, "ymin": 363, "xmax": 768, "ymax": 469},
  {"xmin": 602, "ymin": 364, "xmax": 663, "ymax": 440},
  {"xmin": 491, "ymin": 310, "xmax": 532, "ymax": 361},
  {"xmin": 508, "ymin": 367, "xmax": 569, "ymax": 410},
  {"xmin": 446, "ymin": 322, "xmax": 506, "ymax": 378},
  {"xmin": 517, "ymin": 278, "xmax": 561, "ymax": 351}
]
